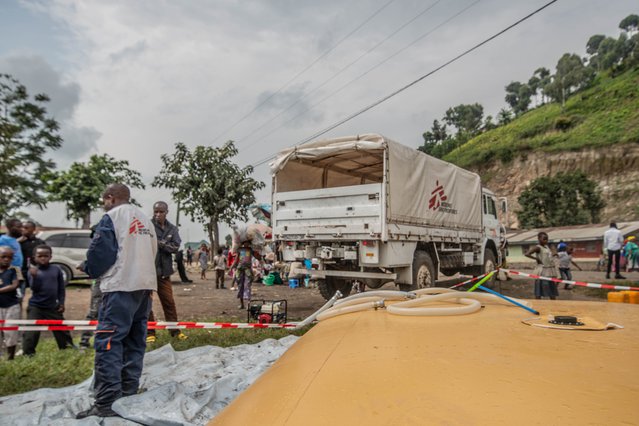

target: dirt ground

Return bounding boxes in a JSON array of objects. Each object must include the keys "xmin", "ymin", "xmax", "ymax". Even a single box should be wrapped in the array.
[{"xmin": 60, "ymin": 265, "xmax": 639, "ymax": 323}]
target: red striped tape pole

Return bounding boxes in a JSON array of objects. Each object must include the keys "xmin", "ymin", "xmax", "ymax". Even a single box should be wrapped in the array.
[
  {"xmin": 501, "ymin": 268, "xmax": 639, "ymax": 291},
  {"xmin": 0, "ymin": 320, "xmax": 299, "ymax": 332},
  {"xmin": 448, "ymin": 273, "xmax": 488, "ymax": 289}
]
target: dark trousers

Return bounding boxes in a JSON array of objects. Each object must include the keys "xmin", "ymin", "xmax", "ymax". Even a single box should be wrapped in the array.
[
  {"xmin": 80, "ymin": 280, "xmax": 103, "ymax": 346},
  {"xmin": 607, "ymin": 249, "xmax": 621, "ymax": 276},
  {"xmin": 147, "ymin": 276, "xmax": 179, "ymax": 337},
  {"xmin": 22, "ymin": 305, "xmax": 74, "ymax": 356},
  {"xmin": 176, "ymin": 258, "xmax": 190, "ymax": 282},
  {"xmin": 215, "ymin": 269, "xmax": 225, "ymax": 288},
  {"xmin": 94, "ymin": 290, "xmax": 151, "ymax": 409}
]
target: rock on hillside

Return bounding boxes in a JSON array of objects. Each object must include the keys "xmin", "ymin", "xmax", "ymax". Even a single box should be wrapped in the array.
[{"xmin": 474, "ymin": 143, "xmax": 639, "ymax": 229}]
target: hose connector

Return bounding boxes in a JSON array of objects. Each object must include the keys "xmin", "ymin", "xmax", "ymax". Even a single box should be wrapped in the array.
[{"xmin": 373, "ymin": 300, "xmax": 385, "ymax": 310}]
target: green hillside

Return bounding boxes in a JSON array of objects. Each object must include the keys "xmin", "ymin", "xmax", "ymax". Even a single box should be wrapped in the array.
[{"xmin": 444, "ymin": 67, "xmax": 639, "ymax": 168}]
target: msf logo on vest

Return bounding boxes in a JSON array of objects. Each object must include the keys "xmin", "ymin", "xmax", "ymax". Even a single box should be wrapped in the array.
[
  {"xmin": 428, "ymin": 180, "xmax": 458, "ymax": 214},
  {"xmin": 129, "ymin": 218, "xmax": 151, "ymax": 235}
]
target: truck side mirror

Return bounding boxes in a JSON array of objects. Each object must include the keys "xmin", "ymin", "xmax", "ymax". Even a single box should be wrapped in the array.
[{"xmin": 500, "ymin": 198, "xmax": 508, "ymax": 214}]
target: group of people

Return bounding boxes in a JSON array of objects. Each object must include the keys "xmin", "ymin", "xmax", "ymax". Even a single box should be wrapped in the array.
[
  {"xmin": 524, "ymin": 222, "xmax": 637, "ymax": 300},
  {"xmin": 181, "ymin": 242, "xmax": 262, "ymax": 309},
  {"xmin": 1, "ymin": 219, "xmax": 75, "ymax": 361},
  {"xmin": 0, "ymin": 183, "xmax": 257, "ymax": 419}
]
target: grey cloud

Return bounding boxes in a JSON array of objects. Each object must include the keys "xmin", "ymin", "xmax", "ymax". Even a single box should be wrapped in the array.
[
  {"xmin": 110, "ymin": 40, "xmax": 148, "ymax": 62},
  {"xmin": 0, "ymin": 55, "xmax": 79, "ymax": 121},
  {"xmin": 52, "ymin": 124, "xmax": 100, "ymax": 167},
  {"xmin": 255, "ymin": 83, "xmax": 324, "ymax": 127},
  {"xmin": 0, "ymin": 55, "xmax": 100, "ymax": 161}
]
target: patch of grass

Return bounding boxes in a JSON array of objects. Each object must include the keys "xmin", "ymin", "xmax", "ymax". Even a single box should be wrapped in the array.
[
  {"xmin": 0, "ymin": 323, "xmax": 312, "ymax": 397},
  {"xmin": 0, "ymin": 339, "xmax": 94, "ymax": 397}
]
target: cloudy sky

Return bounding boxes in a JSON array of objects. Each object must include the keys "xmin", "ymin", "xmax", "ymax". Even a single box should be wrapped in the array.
[{"xmin": 1, "ymin": 0, "xmax": 635, "ymax": 243}]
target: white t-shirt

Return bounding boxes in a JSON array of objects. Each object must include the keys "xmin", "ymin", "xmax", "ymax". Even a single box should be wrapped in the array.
[{"xmin": 603, "ymin": 227, "xmax": 623, "ymax": 251}]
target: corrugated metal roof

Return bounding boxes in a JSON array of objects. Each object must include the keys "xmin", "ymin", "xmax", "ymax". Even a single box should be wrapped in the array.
[{"xmin": 506, "ymin": 221, "xmax": 639, "ymax": 244}]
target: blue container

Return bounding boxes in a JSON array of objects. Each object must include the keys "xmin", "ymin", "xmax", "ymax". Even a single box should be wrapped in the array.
[{"xmin": 288, "ymin": 279, "xmax": 299, "ymax": 288}]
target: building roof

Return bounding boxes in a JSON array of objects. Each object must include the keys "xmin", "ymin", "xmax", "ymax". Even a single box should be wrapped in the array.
[{"xmin": 506, "ymin": 221, "xmax": 639, "ymax": 244}]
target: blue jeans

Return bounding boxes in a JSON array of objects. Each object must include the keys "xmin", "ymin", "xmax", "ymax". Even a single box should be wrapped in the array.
[{"xmin": 93, "ymin": 290, "xmax": 152, "ymax": 409}]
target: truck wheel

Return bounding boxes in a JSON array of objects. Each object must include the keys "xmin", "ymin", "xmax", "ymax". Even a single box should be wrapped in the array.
[
  {"xmin": 401, "ymin": 250, "xmax": 436, "ymax": 291},
  {"xmin": 318, "ymin": 278, "xmax": 352, "ymax": 300},
  {"xmin": 482, "ymin": 250, "xmax": 497, "ymax": 287}
]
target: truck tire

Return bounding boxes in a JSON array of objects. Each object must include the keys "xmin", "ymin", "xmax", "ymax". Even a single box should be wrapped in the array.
[
  {"xmin": 482, "ymin": 250, "xmax": 497, "ymax": 287},
  {"xmin": 318, "ymin": 278, "xmax": 352, "ymax": 300},
  {"xmin": 400, "ymin": 250, "xmax": 436, "ymax": 291}
]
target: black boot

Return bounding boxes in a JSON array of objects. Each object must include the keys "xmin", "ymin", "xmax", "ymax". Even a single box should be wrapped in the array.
[{"xmin": 76, "ymin": 405, "xmax": 118, "ymax": 419}]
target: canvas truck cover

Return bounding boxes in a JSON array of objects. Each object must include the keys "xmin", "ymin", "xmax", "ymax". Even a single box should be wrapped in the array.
[{"xmin": 271, "ymin": 134, "xmax": 482, "ymax": 231}]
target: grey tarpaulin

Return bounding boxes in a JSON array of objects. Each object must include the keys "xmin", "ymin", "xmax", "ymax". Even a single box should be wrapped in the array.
[{"xmin": 0, "ymin": 336, "xmax": 299, "ymax": 425}]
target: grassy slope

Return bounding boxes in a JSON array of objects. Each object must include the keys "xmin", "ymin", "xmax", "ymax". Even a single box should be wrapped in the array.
[{"xmin": 444, "ymin": 67, "xmax": 639, "ymax": 168}]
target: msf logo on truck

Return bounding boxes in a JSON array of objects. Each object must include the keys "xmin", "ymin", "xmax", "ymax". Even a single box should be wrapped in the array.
[{"xmin": 428, "ymin": 180, "xmax": 458, "ymax": 214}]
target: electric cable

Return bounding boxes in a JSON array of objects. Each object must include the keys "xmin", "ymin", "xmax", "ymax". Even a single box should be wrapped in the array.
[
  {"xmin": 249, "ymin": 0, "xmax": 559, "ymax": 169},
  {"xmin": 209, "ymin": 0, "xmax": 398, "ymax": 145},
  {"xmin": 235, "ymin": 0, "xmax": 445, "ymax": 148}
]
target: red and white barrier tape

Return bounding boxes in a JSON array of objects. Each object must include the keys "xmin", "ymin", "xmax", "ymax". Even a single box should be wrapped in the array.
[
  {"xmin": 500, "ymin": 268, "xmax": 639, "ymax": 291},
  {"xmin": 448, "ymin": 273, "xmax": 488, "ymax": 289},
  {"xmin": 0, "ymin": 320, "xmax": 299, "ymax": 332}
]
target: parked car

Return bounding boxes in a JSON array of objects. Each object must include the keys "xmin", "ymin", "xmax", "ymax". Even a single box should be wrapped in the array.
[{"xmin": 37, "ymin": 230, "xmax": 91, "ymax": 285}]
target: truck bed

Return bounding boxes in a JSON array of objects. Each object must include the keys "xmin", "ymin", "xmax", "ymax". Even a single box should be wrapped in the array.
[{"xmin": 273, "ymin": 183, "xmax": 384, "ymax": 238}]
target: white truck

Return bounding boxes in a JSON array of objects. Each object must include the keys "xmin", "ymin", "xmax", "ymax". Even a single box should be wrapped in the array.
[{"xmin": 270, "ymin": 134, "xmax": 506, "ymax": 300}]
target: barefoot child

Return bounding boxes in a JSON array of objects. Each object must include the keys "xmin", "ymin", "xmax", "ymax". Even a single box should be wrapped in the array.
[{"xmin": 524, "ymin": 232, "xmax": 558, "ymax": 300}]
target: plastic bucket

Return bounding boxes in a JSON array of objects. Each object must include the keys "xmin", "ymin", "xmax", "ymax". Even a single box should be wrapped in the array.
[
  {"xmin": 263, "ymin": 274, "xmax": 275, "ymax": 286},
  {"xmin": 289, "ymin": 279, "xmax": 299, "ymax": 288}
]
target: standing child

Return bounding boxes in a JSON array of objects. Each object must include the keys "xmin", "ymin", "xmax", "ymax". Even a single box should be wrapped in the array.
[
  {"xmin": 213, "ymin": 248, "xmax": 227, "ymax": 289},
  {"xmin": 199, "ymin": 244, "xmax": 209, "ymax": 280},
  {"xmin": 557, "ymin": 246, "xmax": 582, "ymax": 290},
  {"xmin": 525, "ymin": 232, "xmax": 558, "ymax": 300},
  {"xmin": 0, "ymin": 247, "xmax": 20, "ymax": 360},
  {"xmin": 22, "ymin": 245, "xmax": 74, "ymax": 356}
]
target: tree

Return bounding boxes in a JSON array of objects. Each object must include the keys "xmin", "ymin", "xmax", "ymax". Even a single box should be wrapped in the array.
[
  {"xmin": 0, "ymin": 74, "xmax": 62, "ymax": 221},
  {"xmin": 504, "ymin": 81, "xmax": 533, "ymax": 115},
  {"xmin": 619, "ymin": 14, "xmax": 639, "ymax": 33},
  {"xmin": 517, "ymin": 171, "xmax": 604, "ymax": 228},
  {"xmin": 419, "ymin": 119, "xmax": 449, "ymax": 156},
  {"xmin": 497, "ymin": 108, "xmax": 512, "ymax": 125},
  {"xmin": 545, "ymin": 53, "xmax": 594, "ymax": 107},
  {"xmin": 534, "ymin": 67, "xmax": 552, "ymax": 105},
  {"xmin": 153, "ymin": 141, "xmax": 265, "ymax": 253},
  {"xmin": 46, "ymin": 154, "xmax": 145, "ymax": 228},
  {"xmin": 586, "ymin": 34, "xmax": 606, "ymax": 55},
  {"xmin": 443, "ymin": 103, "xmax": 484, "ymax": 136}
]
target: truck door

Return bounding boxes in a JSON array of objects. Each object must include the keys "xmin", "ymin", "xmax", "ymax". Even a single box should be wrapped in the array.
[{"xmin": 482, "ymin": 193, "xmax": 499, "ymax": 244}]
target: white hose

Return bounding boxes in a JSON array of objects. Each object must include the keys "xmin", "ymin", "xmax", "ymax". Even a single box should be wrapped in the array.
[
  {"xmin": 312, "ymin": 287, "xmax": 533, "ymax": 321},
  {"xmin": 386, "ymin": 292, "xmax": 482, "ymax": 316},
  {"xmin": 317, "ymin": 300, "xmax": 384, "ymax": 321},
  {"xmin": 294, "ymin": 290, "xmax": 343, "ymax": 329},
  {"xmin": 334, "ymin": 290, "xmax": 413, "ymax": 306}
]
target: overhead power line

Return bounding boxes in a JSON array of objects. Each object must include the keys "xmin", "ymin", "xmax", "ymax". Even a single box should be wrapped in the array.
[
  {"xmin": 235, "ymin": 0, "xmax": 445, "ymax": 148},
  {"xmin": 209, "ymin": 0, "xmax": 398, "ymax": 145},
  {"xmin": 250, "ymin": 0, "xmax": 559, "ymax": 169},
  {"xmin": 240, "ymin": 0, "xmax": 479, "ymax": 152}
]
